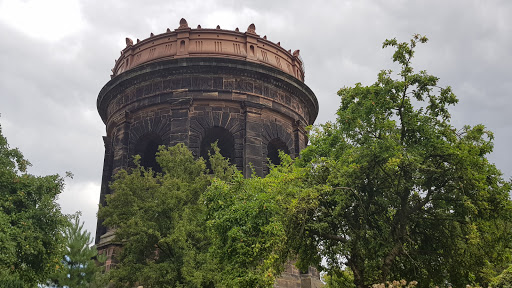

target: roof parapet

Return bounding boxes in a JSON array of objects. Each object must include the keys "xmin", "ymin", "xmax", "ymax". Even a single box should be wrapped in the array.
[{"xmin": 113, "ymin": 18, "xmax": 305, "ymax": 82}]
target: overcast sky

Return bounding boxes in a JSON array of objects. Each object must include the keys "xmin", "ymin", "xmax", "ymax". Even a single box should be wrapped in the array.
[{"xmin": 0, "ymin": 0, "xmax": 510, "ymax": 240}]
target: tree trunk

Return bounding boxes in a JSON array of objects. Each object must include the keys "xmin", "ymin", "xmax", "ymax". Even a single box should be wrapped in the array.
[
  {"xmin": 348, "ymin": 253, "xmax": 366, "ymax": 288},
  {"xmin": 351, "ymin": 265, "xmax": 366, "ymax": 288}
]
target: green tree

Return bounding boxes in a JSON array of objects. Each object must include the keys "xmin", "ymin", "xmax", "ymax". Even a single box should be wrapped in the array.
[
  {"xmin": 492, "ymin": 264, "xmax": 512, "ymax": 288},
  {"xmin": 98, "ymin": 144, "xmax": 217, "ymax": 288},
  {"xmin": 203, "ymin": 152, "xmax": 324, "ymax": 287},
  {"xmin": 48, "ymin": 212, "xmax": 105, "ymax": 287},
  {"xmin": 297, "ymin": 35, "xmax": 512, "ymax": 288},
  {"xmin": 322, "ymin": 268, "xmax": 355, "ymax": 288},
  {"xmin": 100, "ymin": 143, "xmax": 309, "ymax": 288},
  {"xmin": 0, "ymin": 122, "xmax": 68, "ymax": 286}
]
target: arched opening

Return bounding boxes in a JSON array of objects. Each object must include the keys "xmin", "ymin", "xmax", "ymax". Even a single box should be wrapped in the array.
[
  {"xmin": 134, "ymin": 133, "xmax": 164, "ymax": 173},
  {"xmin": 267, "ymin": 138, "xmax": 289, "ymax": 166},
  {"xmin": 200, "ymin": 127, "xmax": 235, "ymax": 171}
]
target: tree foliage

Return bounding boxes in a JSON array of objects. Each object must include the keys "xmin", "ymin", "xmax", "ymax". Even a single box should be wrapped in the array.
[
  {"xmin": 47, "ymin": 212, "xmax": 105, "ymax": 288},
  {"xmin": 99, "ymin": 144, "xmax": 319, "ymax": 288},
  {"xmin": 203, "ymin": 152, "xmax": 325, "ymax": 287},
  {"xmin": 0, "ymin": 122, "xmax": 68, "ymax": 287},
  {"xmin": 492, "ymin": 264, "xmax": 512, "ymax": 288},
  {"xmin": 323, "ymin": 268, "xmax": 356, "ymax": 288},
  {"xmin": 297, "ymin": 34, "xmax": 512, "ymax": 287},
  {"xmin": 99, "ymin": 144, "xmax": 217, "ymax": 288}
]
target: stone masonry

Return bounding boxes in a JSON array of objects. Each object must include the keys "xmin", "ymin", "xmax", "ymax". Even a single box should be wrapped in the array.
[{"xmin": 95, "ymin": 19, "xmax": 321, "ymax": 287}]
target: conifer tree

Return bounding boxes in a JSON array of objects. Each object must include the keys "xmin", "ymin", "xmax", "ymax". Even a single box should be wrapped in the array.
[{"xmin": 49, "ymin": 213, "xmax": 104, "ymax": 288}]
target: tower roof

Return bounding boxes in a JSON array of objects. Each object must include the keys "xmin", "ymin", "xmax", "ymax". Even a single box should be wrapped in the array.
[{"xmin": 111, "ymin": 18, "xmax": 306, "ymax": 82}]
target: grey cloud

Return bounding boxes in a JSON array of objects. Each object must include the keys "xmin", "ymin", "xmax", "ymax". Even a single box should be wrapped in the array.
[{"xmin": 1, "ymin": 0, "xmax": 511, "ymax": 241}]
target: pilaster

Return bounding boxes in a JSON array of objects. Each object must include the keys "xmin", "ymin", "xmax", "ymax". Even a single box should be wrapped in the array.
[
  {"xmin": 111, "ymin": 112, "xmax": 132, "ymax": 174},
  {"xmin": 243, "ymin": 101, "xmax": 265, "ymax": 177},
  {"xmin": 95, "ymin": 135, "xmax": 113, "ymax": 243},
  {"xmin": 169, "ymin": 97, "xmax": 192, "ymax": 146},
  {"xmin": 293, "ymin": 119, "xmax": 307, "ymax": 158}
]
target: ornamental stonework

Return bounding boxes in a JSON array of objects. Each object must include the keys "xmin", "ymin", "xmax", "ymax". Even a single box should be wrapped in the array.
[{"xmin": 111, "ymin": 19, "xmax": 305, "ymax": 82}]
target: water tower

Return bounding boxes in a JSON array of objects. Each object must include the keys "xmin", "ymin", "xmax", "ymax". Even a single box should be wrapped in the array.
[{"xmin": 95, "ymin": 18, "xmax": 320, "ymax": 287}]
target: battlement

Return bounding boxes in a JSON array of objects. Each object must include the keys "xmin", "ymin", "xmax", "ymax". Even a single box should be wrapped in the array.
[{"xmin": 111, "ymin": 18, "xmax": 305, "ymax": 82}]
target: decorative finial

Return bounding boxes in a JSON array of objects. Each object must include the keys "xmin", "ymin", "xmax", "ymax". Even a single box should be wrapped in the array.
[
  {"xmin": 277, "ymin": 42, "xmax": 280, "ymax": 46},
  {"xmin": 126, "ymin": 37, "xmax": 133, "ymax": 47},
  {"xmin": 235, "ymin": 27, "xmax": 239, "ymax": 32},
  {"xmin": 288, "ymin": 49, "xmax": 291, "ymax": 53},
  {"xmin": 179, "ymin": 18, "xmax": 189, "ymax": 29},
  {"xmin": 263, "ymin": 35, "xmax": 267, "ymax": 40},
  {"xmin": 137, "ymin": 39, "xmax": 140, "ymax": 43},
  {"xmin": 150, "ymin": 32, "xmax": 154, "ymax": 37},
  {"xmin": 166, "ymin": 28, "xmax": 171, "ymax": 32},
  {"xmin": 293, "ymin": 50, "xmax": 300, "ymax": 57},
  {"xmin": 216, "ymin": 25, "xmax": 220, "ymax": 29},
  {"xmin": 197, "ymin": 24, "xmax": 202, "ymax": 29},
  {"xmin": 247, "ymin": 23, "xmax": 256, "ymax": 34}
]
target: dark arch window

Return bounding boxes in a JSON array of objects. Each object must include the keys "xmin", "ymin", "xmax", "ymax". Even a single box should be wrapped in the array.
[
  {"xmin": 267, "ymin": 138, "xmax": 290, "ymax": 166},
  {"xmin": 134, "ymin": 133, "xmax": 163, "ymax": 173},
  {"xmin": 200, "ymin": 127, "xmax": 235, "ymax": 170}
]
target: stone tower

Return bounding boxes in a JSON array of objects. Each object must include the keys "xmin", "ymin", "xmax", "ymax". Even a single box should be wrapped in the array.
[{"xmin": 95, "ymin": 19, "xmax": 320, "ymax": 287}]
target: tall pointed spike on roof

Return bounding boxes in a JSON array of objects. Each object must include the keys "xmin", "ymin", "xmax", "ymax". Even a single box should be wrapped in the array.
[
  {"xmin": 179, "ymin": 18, "xmax": 188, "ymax": 29},
  {"xmin": 216, "ymin": 25, "xmax": 220, "ymax": 29},
  {"xmin": 126, "ymin": 37, "xmax": 133, "ymax": 46},
  {"xmin": 166, "ymin": 28, "xmax": 171, "ymax": 32},
  {"xmin": 247, "ymin": 23, "xmax": 256, "ymax": 34},
  {"xmin": 293, "ymin": 50, "xmax": 300, "ymax": 57}
]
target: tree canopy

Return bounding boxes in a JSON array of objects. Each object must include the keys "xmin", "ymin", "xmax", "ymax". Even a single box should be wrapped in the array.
[
  {"xmin": 47, "ymin": 212, "xmax": 106, "ymax": 288},
  {"xmin": 297, "ymin": 34, "xmax": 512, "ymax": 287},
  {"xmin": 99, "ymin": 144, "xmax": 217, "ymax": 288},
  {"xmin": 99, "ymin": 144, "xmax": 320, "ymax": 288},
  {"xmin": 0, "ymin": 122, "xmax": 68, "ymax": 287},
  {"xmin": 203, "ymin": 152, "xmax": 327, "ymax": 287}
]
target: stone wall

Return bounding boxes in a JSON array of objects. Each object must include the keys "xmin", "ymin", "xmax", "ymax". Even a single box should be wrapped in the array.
[{"xmin": 95, "ymin": 23, "xmax": 320, "ymax": 287}]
